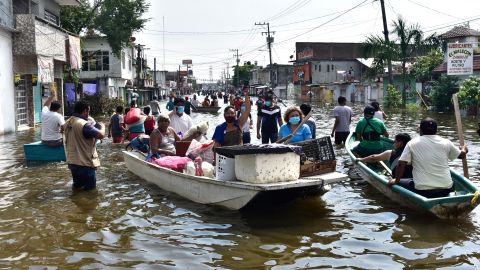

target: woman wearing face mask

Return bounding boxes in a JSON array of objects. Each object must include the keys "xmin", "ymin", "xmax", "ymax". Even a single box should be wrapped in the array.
[
  {"xmin": 212, "ymin": 91, "xmax": 251, "ymax": 147},
  {"xmin": 278, "ymin": 107, "xmax": 312, "ymax": 144}
]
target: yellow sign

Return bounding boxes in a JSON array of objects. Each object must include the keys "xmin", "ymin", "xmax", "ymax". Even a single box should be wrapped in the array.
[
  {"xmin": 14, "ymin": 74, "xmax": 20, "ymax": 84},
  {"xmin": 32, "ymin": 74, "xmax": 38, "ymax": 85}
]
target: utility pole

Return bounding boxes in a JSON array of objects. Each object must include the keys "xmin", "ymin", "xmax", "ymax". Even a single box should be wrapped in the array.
[
  {"xmin": 255, "ymin": 22, "xmax": 275, "ymax": 89},
  {"xmin": 230, "ymin": 49, "xmax": 241, "ymax": 90},
  {"xmin": 379, "ymin": 0, "xmax": 393, "ymax": 85},
  {"xmin": 153, "ymin": 57, "xmax": 157, "ymax": 98}
]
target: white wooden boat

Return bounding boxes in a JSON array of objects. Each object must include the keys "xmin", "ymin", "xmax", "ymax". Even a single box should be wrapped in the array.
[{"xmin": 123, "ymin": 151, "xmax": 348, "ymax": 210}]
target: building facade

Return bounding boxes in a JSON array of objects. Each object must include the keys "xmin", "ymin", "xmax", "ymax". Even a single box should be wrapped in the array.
[
  {"xmin": 79, "ymin": 36, "xmax": 134, "ymax": 102},
  {"xmin": 12, "ymin": 0, "xmax": 79, "ymax": 130},
  {"xmin": 0, "ymin": 0, "xmax": 16, "ymax": 134}
]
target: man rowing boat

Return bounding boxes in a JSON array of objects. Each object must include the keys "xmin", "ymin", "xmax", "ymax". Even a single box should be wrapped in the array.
[{"xmin": 389, "ymin": 118, "xmax": 468, "ymax": 198}]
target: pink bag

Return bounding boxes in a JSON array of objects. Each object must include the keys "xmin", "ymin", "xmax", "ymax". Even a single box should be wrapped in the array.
[
  {"xmin": 124, "ymin": 108, "xmax": 141, "ymax": 125},
  {"xmin": 186, "ymin": 139, "xmax": 215, "ymax": 164},
  {"xmin": 152, "ymin": 156, "xmax": 191, "ymax": 172}
]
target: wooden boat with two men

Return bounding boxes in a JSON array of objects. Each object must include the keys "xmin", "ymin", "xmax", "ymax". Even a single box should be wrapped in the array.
[
  {"xmin": 346, "ymin": 132, "xmax": 480, "ymax": 219},
  {"xmin": 123, "ymin": 137, "xmax": 347, "ymax": 210}
]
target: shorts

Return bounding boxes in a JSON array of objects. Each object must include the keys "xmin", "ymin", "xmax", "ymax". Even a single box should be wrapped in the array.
[
  {"xmin": 42, "ymin": 139, "xmax": 63, "ymax": 147},
  {"xmin": 334, "ymin": 131, "xmax": 350, "ymax": 145},
  {"xmin": 128, "ymin": 132, "xmax": 144, "ymax": 141},
  {"xmin": 352, "ymin": 143, "xmax": 384, "ymax": 158},
  {"xmin": 397, "ymin": 179, "xmax": 453, "ymax": 198},
  {"xmin": 261, "ymin": 131, "xmax": 278, "ymax": 144},
  {"xmin": 68, "ymin": 164, "xmax": 97, "ymax": 191},
  {"xmin": 112, "ymin": 136, "xmax": 123, "ymax": 143}
]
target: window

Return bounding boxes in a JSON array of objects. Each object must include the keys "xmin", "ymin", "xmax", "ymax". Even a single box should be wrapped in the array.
[
  {"xmin": 327, "ymin": 64, "xmax": 330, "ymax": 72},
  {"xmin": 331, "ymin": 64, "xmax": 334, "ymax": 70},
  {"xmin": 81, "ymin": 51, "xmax": 110, "ymax": 71},
  {"xmin": 319, "ymin": 64, "xmax": 321, "ymax": 72},
  {"xmin": 44, "ymin": 9, "xmax": 59, "ymax": 25},
  {"xmin": 128, "ymin": 56, "xmax": 132, "ymax": 71},
  {"xmin": 121, "ymin": 51, "xmax": 125, "ymax": 69},
  {"xmin": 314, "ymin": 64, "xmax": 317, "ymax": 71}
]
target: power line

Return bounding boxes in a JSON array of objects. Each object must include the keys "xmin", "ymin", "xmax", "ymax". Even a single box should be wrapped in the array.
[{"xmin": 264, "ymin": 0, "xmax": 312, "ymax": 22}]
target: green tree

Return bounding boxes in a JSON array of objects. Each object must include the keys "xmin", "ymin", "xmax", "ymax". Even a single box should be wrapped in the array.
[
  {"xmin": 429, "ymin": 74, "xmax": 458, "ymax": 112},
  {"xmin": 362, "ymin": 16, "xmax": 439, "ymax": 107},
  {"xmin": 410, "ymin": 49, "xmax": 444, "ymax": 82},
  {"xmin": 457, "ymin": 76, "xmax": 480, "ymax": 115},
  {"xmin": 384, "ymin": 84, "xmax": 401, "ymax": 108},
  {"xmin": 231, "ymin": 63, "xmax": 256, "ymax": 88},
  {"xmin": 60, "ymin": 0, "xmax": 149, "ymax": 57}
]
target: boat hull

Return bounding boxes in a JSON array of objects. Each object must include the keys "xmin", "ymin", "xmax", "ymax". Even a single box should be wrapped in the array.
[
  {"xmin": 123, "ymin": 151, "xmax": 347, "ymax": 210},
  {"xmin": 346, "ymin": 133, "xmax": 480, "ymax": 219},
  {"xmin": 23, "ymin": 141, "xmax": 66, "ymax": 161}
]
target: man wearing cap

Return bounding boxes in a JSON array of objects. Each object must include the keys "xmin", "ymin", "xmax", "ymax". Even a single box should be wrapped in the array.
[
  {"xmin": 389, "ymin": 117, "xmax": 468, "ymax": 198},
  {"xmin": 168, "ymin": 97, "xmax": 193, "ymax": 137},
  {"xmin": 352, "ymin": 105, "xmax": 389, "ymax": 157}
]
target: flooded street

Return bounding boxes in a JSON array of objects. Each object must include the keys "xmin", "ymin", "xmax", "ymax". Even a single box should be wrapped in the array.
[{"xmin": 1, "ymin": 100, "xmax": 479, "ymax": 269}]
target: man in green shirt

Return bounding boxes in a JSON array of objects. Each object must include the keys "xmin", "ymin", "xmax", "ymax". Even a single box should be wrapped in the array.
[{"xmin": 353, "ymin": 105, "xmax": 389, "ymax": 157}]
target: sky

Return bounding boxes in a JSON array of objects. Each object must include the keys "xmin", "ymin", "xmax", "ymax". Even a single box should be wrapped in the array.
[{"xmin": 134, "ymin": 0, "xmax": 480, "ymax": 81}]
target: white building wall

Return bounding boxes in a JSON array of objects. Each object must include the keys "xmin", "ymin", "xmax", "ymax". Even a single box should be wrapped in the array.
[
  {"xmin": 0, "ymin": 28, "xmax": 16, "ymax": 134},
  {"xmin": 79, "ymin": 38, "xmax": 129, "ymax": 79},
  {"xmin": 311, "ymin": 60, "xmax": 361, "ymax": 84}
]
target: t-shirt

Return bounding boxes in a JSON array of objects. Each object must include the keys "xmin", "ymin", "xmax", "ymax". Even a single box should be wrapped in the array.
[
  {"xmin": 149, "ymin": 100, "xmax": 161, "ymax": 114},
  {"xmin": 278, "ymin": 124, "xmax": 312, "ymax": 143},
  {"xmin": 191, "ymin": 99, "xmax": 200, "ymax": 107},
  {"xmin": 258, "ymin": 105, "xmax": 281, "ymax": 133},
  {"xmin": 333, "ymin": 105, "xmax": 353, "ymax": 132},
  {"xmin": 169, "ymin": 113, "xmax": 193, "ymax": 136},
  {"xmin": 399, "ymin": 135, "xmax": 461, "ymax": 190},
  {"xmin": 41, "ymin": 106, "xmax": 65, "ymax": 141},
  {"xmin": 354, "ymin": 117, "xmax": 387, "ymax": 151},
  {"xmin": 374, "ymin": 111, "xmax": 384, "ymax": 121},
  {"xmin": 166, "ymin": 100, "xmax": 174, "ymax": 111},
  {"xmin": 109, "ymin": 114, "xmax": 123, "ymax": 137}
]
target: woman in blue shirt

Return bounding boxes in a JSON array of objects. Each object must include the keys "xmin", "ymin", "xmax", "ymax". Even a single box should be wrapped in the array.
[{"xmin": 278, "ymin": 106, "xmax": 312, "ymax": 143}]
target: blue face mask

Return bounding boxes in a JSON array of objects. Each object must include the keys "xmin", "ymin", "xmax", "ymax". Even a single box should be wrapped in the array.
[
  {"xmin": 289, "ymin": 116, "xmax": 301, "ymax": 125},
  {"xmin": 176, "ymin": 106, "xmax": 185, "ymax": 113},
  {"xmin": 265, "ymin": 101, "xmax": 272, "ymax": 107},
  {"xmin": 240, "ymin": 106, "xmax": 246, "ymax": 112}
]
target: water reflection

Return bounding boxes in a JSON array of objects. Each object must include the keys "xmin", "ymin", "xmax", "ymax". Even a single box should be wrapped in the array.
[{"xmin": 0, "ymin": 100, "xmax": 479, "ymax": 269}]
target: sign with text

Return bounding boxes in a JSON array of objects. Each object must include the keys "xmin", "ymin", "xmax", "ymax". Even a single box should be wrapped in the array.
[
  {"xmin": 447, "ymin": 43, "xmax": 473, "ymax": 75},
  {"xmin": 182, "ymin": 59, "xmax": 192, "ymax": 65},
  {"xmin": 297, "ymin": 48, "xmax": 314, "ymax": 61},
  {"xmin": 68, "ymin": 35, "xmax": 82, "ymax": 70},
  {"xmin": 37, "ymin": 56, "xmax": 54, "ymax": 83}
]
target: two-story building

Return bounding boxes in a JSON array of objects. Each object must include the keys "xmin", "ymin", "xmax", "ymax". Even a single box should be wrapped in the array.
[
  {"xmin": 0, "ymin": 0, "xmax": 16, "ymax": 134},
  {"xmin": 12, "ymin": 0, "xmax": 79, "ymax": 130},
  {"xmin": 78, "ymin": 36, "xmax": 134, "ymax": 103},
  {"xmin": 293, "ymin": 42, "xmax": 380, "ymax": 103}
]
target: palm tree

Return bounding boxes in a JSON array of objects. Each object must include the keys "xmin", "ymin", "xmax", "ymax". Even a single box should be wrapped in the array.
[{"xmin": 362, "ymin": 16, "xmax": 439, "ymax": 107}]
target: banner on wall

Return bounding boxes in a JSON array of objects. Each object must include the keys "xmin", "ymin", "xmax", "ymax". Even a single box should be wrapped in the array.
[
  {"xmin": 68, "ymin": 35, "xmax": 82, "ymax": 70},
  {"xmin": 37, "ymin": 56, "xmax": 54, "ymax": 83},
  {"xmin": 447, "ymin": 43, "xmax": 473, "ymax": 75}
]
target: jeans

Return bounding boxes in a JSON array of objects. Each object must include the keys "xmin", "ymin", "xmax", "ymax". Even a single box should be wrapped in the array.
[
  {"xmin": 261, "ymin": 132, "xmax": 278, "ymax": 144},
  {"xmin": 242, "ymin": 132, "xmax": 251, "ymax": 144},
  {"xmin": 68, "ymin": 164, "xmax": 97, "ymax": 191}
]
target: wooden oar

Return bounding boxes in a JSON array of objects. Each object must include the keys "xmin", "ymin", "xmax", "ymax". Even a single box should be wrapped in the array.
[
  {"xmin": 379, "ymin": 161, "xmax": 392, "ymax": 176},
  {"xmin": 452, "ymin": 94, "xmax": 469, "ymax": 178},
  {"xmin": 190, "ymin": 102, "xmax": 198, "ymax": 111},
  {"xmin": 275, "ymin": 111, "xmax": 313, "ymax": 144}
]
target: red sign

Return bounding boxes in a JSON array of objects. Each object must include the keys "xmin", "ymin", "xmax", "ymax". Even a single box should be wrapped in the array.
[
  {"xmin": 297, "ymin": 48, "xmax": 314, "ymax": 60},
  {"xmin": 182, "ymin": 59, "xmax": 192, "ymax": 65},
  {"xmin": 294, "ymin": 63, "xmax": 311, "ymax": 84}
]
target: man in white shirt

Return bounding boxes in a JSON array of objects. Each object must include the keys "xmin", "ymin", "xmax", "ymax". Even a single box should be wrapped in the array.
[
  {"xmin": 149, "ymin": 96, "xmax": 161, "ymax": 116},
  {"xmin": 41, "ymin": 96, "xmax": 65, "ymax": 147},
  {"xmin": 168, "ymin": 98, "xmax": 193, "ymax": 137},
  {"xmin": 331, "ymin": 96, "xmax": 353, "ymax": 144},
  {"xmin": 389, "ymin": 118, "xmax": 468, "ymax": 198}
]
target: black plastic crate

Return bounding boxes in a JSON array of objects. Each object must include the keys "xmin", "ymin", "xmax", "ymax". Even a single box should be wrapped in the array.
[{"xmin": 291, "ymin": 137, "xmax": 335, "ymax": 162}]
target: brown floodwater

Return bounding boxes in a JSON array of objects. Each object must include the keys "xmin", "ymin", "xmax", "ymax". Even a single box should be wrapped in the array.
[{"xmin": 0, "ymin": 99, "xmax": 479, "ymax": 269}]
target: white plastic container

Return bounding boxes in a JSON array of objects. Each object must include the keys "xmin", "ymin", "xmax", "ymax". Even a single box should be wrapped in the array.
[
  {"xmin": 215, "ymin": 154, "xmax": 236, "ymax": 181},
  {"xmin": 235, "ymin": 152, "xmax": 300, "ymax": 184}
]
